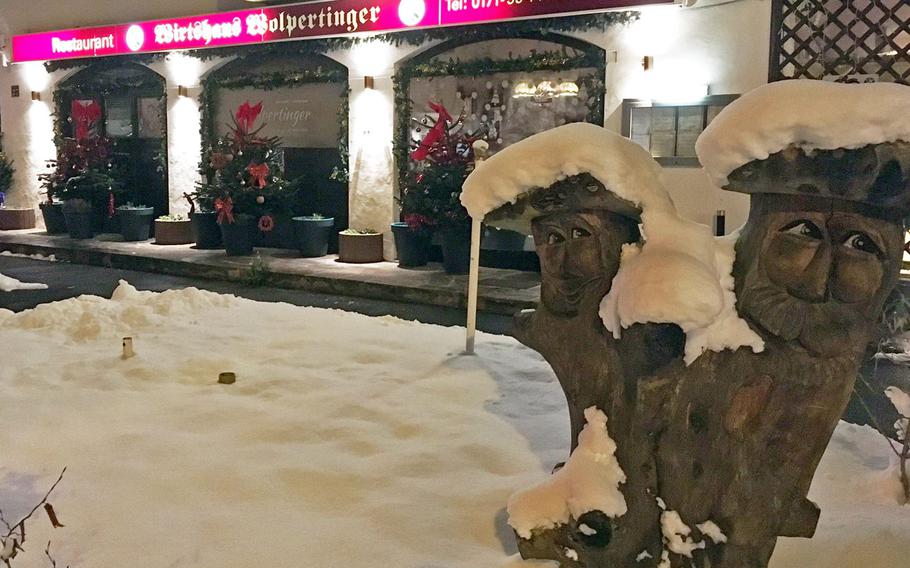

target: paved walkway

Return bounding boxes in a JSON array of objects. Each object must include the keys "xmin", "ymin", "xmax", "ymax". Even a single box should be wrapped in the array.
[{"xmin": 0, "ymin": 230, "xmax": 540, "ymax": 315}]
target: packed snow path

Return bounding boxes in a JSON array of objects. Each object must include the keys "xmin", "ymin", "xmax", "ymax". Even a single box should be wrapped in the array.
[{"xmin": 0, "ymin": 283, "xmax": 906, "ymax": 567}]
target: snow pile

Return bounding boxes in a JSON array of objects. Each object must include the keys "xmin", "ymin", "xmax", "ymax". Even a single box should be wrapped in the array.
[
  {"xmin": 660, "ymin": 510, "xmax": 705, "ymax": 558},
  {"xmin": 461, "ymin": 123, "xmax": 763, "ymax": 364},
  {"xmin": 507, "ymin": 407, "xmax": 627, "ymax": 539},
  {"xmin": 0, "ymin": 251, "xmax": 57, "ymax": 262},
  {"xmin": 885, "ymin": 386, "xmax": 910, "ymax": 441},
  {"xmin": 0, "ymin": 271, "xmax": 47, "ymax": 292},
  {"xmin": 696, "ymin": 80, "xmax": 910, "ymax": 187},
  {"xmin": 0, "ymin": 282, "xmax": 561, "ymax": 568}
]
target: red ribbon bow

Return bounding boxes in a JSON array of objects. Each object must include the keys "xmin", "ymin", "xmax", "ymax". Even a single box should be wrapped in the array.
[
  {"xmin": 215, "ymin": 197, "xmax": 235, "ymax": 225},
  {"xmin": 108, "ymin": 192, "xmax": 115, "ymax": 219},
  {"xmin": 247, "ymin": 163, "xmax": 270, "ymax": 189},
  {"xmin": 410, "ymin": 102, "xmax": 453, "ymax": 162},
  {"xmin": 71, "ymin": 100, "xmax": 102, "ymax": 141},
  {"xmin": 235, "ymin": 101, "xmax": 263, "ymax": 136}
]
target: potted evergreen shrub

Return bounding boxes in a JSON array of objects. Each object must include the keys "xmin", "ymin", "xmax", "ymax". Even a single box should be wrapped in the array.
[
  {"xmin": 117, "ymin": 203, "xmax": 155, "ymax": 241},
  {"xmin": 40, "ymin": 135, "xmax": 118, "ymax": 239},
  {"xmin": 406, "ymin": 102, "xmax": 481, "ymax": 275},
  {"xmin": 154, "ymin": 214, "xmax": 194, "ymax": 245},
  {"xmin": 394, "ymin": 173, "xmax": 435, "ymax": 267},
  {"xmin": 292, "ymin": 213, "xmax": 334, "ymax": 257},
  {"xmin": 338, "ymin": 229, "xmax": 384, "ymax": 263},
  {"xmin": 195, "ymin": 101, "xmax": 299, "ymax": 257},
  {"xmin": 59, "ymin": 170, "xmax": 116, "ymax": 239}
]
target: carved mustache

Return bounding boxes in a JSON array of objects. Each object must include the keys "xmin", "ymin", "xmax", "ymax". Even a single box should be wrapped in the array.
[{"xmin": 739, "ymin": 282, "xmax": 866, "ymax": 355}]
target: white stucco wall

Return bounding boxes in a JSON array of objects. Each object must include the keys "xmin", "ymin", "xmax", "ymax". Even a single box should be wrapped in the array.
[
  {"xmin": 581, "ymin": 0, "xmax": 772, "ymax": 232},
  {"xmin": 0, "ymin": 0, "xmax": 771, "ymax": 241}
]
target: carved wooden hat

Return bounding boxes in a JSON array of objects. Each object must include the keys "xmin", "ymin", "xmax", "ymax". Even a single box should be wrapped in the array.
[
  {"xmin": 482, "ymin": 173, "xmax": 642, "ymax": 234},
  {"xmin": 724, "ymin": 142, "xmax": 910, "ymax": 212},
  {"xmin": 696, "ymin": 80, "xmax": 910, "ymax": 213}
]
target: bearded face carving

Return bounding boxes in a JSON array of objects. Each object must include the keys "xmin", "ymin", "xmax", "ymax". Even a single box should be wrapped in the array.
[
  {"xmin": 532, "ymin": 209, "xmax": 639, "ymax": 316},
  {"xmin": 735, "ymin": 194, "xmax": 904, "ymax": 357}
]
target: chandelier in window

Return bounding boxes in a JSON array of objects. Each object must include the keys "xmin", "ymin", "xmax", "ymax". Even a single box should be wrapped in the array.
[{"xmin": 512, "ymin": 80, "xmax": 579, "ymax": 104}]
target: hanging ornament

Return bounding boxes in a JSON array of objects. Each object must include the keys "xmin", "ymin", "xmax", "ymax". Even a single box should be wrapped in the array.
[{"xmin": 256, "ymin": 195, "xmax": 265, "ymax": 205}]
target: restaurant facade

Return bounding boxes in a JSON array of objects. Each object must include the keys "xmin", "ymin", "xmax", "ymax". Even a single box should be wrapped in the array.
[{"xmin": 0, "ymin": 0, "xmax": 774, "ymax": 258}]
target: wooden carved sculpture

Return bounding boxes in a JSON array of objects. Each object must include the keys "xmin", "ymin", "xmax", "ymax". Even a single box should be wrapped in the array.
[{"xmin": 460, "ymin": 82, "xmax": 910, "ymax": 568}]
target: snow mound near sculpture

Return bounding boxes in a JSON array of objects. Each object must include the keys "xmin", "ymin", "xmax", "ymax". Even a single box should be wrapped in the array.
[
  {"xmin": 696, "ymin": 79, "xmax": 910, "ymax": 187},
  {"xmin": 0, "ymin": 271, "xmax": 47, "ymax": 292},
  {"xmin": 0, "ymin": 285, "xmax": 907, "ymax": 567},
  {"xmin": 461, "ymin": 123, "xmax": 763, "ymax": 363}
]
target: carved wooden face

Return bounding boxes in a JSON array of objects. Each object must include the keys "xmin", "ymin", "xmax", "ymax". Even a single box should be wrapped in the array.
[
  {"xmin": 532, "ymin": 210, "xmax": 640, "ymax": 316},
  {"xmin": 735, "ymin": 195, "xmax": 904, "ymax": 356}
]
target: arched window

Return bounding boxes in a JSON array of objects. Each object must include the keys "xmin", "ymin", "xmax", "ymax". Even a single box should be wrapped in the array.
[
  {"xmin": 396, "ymin": 31, "xmax": 606, "ymax": 183},
  {"xmin": 202, "ymin": 53, "xmax": 350, "ymax": 246},
  {"xmin": 57, "ymin": 62, "xmax": 168, "ymax": 216}
]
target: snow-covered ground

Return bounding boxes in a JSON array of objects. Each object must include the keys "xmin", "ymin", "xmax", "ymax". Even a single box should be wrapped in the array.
[{"xmin": 0, "ymin": 284, "xmax": 906, "ymax": 567}]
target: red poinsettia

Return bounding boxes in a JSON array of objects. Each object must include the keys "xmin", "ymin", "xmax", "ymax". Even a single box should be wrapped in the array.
[
  {"xmin": 410, "ymin": 102, "xmax": 454, "ymax": 162},
  {"xmin": 235, "ymin": 101, "xmax": 263, "ymax": 136},
  {"xmin": 257, "ymin": 215, "xmax": 275, "ymax": 232},
  {"xmin": 71, "ymin": 100, "xmax": 102, "ymax": 141},
  {"xmin": 215, "ymin": 196, "xmax": 235, "ymax": 225}
]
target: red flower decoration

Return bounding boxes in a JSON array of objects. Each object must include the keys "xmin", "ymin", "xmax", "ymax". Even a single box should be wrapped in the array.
[
  {"xmin": 235, "ymin": 101, "xmax": 263, "ymax": 135},
  {"xmin": 410, "ymin": 102, "xmax": 454, "ymax": 162},
  {"xmin": 247, "ymin": 163, "xmax": 270, "ymax": 189},
  {"xmin": 404, "ymin": 213, "xmax": 434, "ymax": 231},
  {"xmin": 214, "ymin": 197, "xmax": 235, "ymax": 225},
  {"xmin": 258, "ymin": 215, "xmax": 275, "ymax": 233},
  {"xmin": 71, "ymin": 100, "xmax": 102, "ymax": 141}
]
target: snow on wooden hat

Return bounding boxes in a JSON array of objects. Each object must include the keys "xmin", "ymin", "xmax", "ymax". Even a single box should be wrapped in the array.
[
  {"xmin": 696, "ymin": 79, "xmax": 910, "ymax": 210},
  {"xmin": 461, "ymin": 122, "xmax": 672, "ymax": 233}
]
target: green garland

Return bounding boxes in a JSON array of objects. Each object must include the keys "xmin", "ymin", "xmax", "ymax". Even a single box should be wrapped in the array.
[
  {"xmin": 188, "ymin": 11, "xmax": 637, "ymax": 60},
  {"xmin": 43, "ymin": 10, "xmax": 637, "ymax": 72},
  {"xmin": 199, "ymin": 66, "xmax": 350, "ymax": 182},
  {"xmin": 45, "ymin": 53, "xmax": 166, "ymax": 73},
  {"xmin": 393, "ymin": 48, "xmax": 607, "ymax": 185}
]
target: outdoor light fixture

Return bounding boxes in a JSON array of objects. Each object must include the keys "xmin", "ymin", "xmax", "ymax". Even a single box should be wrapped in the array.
[
  {"xmin": 30, "ymin": 90, "xmax": 40, "ymax": 101},
  {"xmin": 364, "ymin": 76, "xmax": 375, "ymax": 89},
  {"xmin": 177, "ymin": 85, "xmax": 189, "ymax": 97}
]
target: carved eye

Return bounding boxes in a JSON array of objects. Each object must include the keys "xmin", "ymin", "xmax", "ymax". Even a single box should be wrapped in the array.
[
  {"xmin": 547, "ymin": 231, "xmax": 566, "ymax": 245},
  {"xmin": 780, "ymin": 220, "xmax": 823, "ymax": 240},
  {"xmin": 843, "ymin": 232, "xmax": 881, "ymax": 255},
  {"xmin": 571, "ymin": 227, "xmax": 592, "ymax": 239}
]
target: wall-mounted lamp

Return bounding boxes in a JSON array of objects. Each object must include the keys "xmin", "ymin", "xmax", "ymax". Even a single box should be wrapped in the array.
[
  {"xmin": 30, "ymin": 91, "xmax": 41, "ymax": 101},
  {"xmin": 177, "ymin": 85, "xmax": 189, "ymax": 97},
  {"xmin": 364, "ymin": 76, "xmax": 375, "ymax": 89}
]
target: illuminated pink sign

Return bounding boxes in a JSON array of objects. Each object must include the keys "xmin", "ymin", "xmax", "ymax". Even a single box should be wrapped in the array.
[{"xmin": 12, "ymin": 0, "xmax": 668, "ymax": 63}]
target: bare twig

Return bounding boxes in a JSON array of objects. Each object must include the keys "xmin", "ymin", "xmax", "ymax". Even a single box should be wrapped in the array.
[
  {"xmin": 3, "ymin": 468, "xmax": 66, "ymax": 542},
  {"xmin": 44, "ymin": 541, "xmax": 67, "ymax": 568}
]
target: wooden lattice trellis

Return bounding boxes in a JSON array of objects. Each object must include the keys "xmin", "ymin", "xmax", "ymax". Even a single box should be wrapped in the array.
[{"xmin": 770, "ymin": 0, "xmax": 910, "ymax": 83}]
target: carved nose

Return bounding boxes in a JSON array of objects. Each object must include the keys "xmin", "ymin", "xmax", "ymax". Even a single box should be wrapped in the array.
[{"xmin": 788, "ymin": 245, "xmax": 832, "ymax": 302}]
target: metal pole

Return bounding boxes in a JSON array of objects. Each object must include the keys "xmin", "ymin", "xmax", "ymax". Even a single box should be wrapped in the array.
[{"xmin": 466, "ymin": 217, "xmax": 483, "ymax": 353}]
